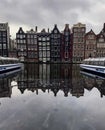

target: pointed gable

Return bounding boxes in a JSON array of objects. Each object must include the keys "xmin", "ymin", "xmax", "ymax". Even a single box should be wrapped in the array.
[
  {"xmin": 97, "ymin": 31, "xmax": 105, "ymax": 42},
  {"xmin": 85, "ymin": 29, "xmax": 96, "ymax": 40},
  {"xmin": 102, "ymin": 23, "xmax": 105, "ymax": 32},
  {"xmin": 85, "ymin": 29, "xmax": 96, "ymax": 36},
  {"xmin": 17, "ymin": 27, "xmax": 25, "ymax": 34},
  {"xmin": 52, "ymin": 24, "xmax": 60, "ymax": 34},
  {"xmin": 64, "ymin": 24, "xmax": 71, "ymax": 35}
]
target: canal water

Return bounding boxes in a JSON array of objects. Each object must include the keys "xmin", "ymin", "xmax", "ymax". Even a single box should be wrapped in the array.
[{"xmin": 0, "ymin": 63, "xmax": 105, "ymax": 130}]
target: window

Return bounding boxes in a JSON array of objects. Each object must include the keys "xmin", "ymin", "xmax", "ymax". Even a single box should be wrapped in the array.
[
  {"xmin": 43, "ymin": 47, "xmax": 46, "ymax": 50},
  {"xmin": 65, "ymin": 32, "xmax": 69, "ymax": 36},
  {"xmin": 47, "ymin": 42, "xmax": 50, "ymax": 45},
  {"xmin": 65, "ymin": 37, "xmax": 69, "ymax": 41},
  {"xmin": 55, "ymin": 47, "xmax": 57, "ymax": 50},
  {"xmin": 31, "ymin": 35, "xmax": 33, "ymax": 39},
  {"xmin": 43, "ymin": 42, "xmax": 46, "ymax": 46},
  {"xmin": 23, "ymin": 35, "xmax": 25, "ymax": 38},
  {"xmin": 3, "ymin": 44, "xmax": 6, "ymax": 49},
  {"xmin": 27, "ymin": 35, "xmax": 30, "ymax": 38},
  {"xmin": 42, "ymin": 37, "xmax": 46, "ymax": 41},
  {"xmin": 34, "ymin": 35, "xmax": 37, "ymax": 38},
  {"xmin": 73, "ymin": 28, "xmax": 77, "ymax": 32},
  {"xmin": 65, "ymin": 52, "xmax": 68, "ymax": 58},
  {"xmin": 54, "ymin": 34, "xmax": 58, "ymax": 38},
  {"xmin": 88, "ymin": 35, "xmax": 94, "ymax": 39},
  {"xmin": 47, "ymin": 47, "xmax": 50, "ymax": 50},
  {"xmin": 3, "ymin": 38, "xmax": 6, "ymax": 42},
  {"xmin": 23, "ymin": 40, "xmax": 26, "ymax": 44},
  {"xmin": 39, "ymin": 47, "xmax": 42, "ymax": 50},
  {"xmin": 82, "ymin": 28, "xmax": 85, "ymax": 32},
  {"xmin": 3, "ymin": 33, "xmax": 6, "ymax": 37},
  {"xmin": 99, "ymin": 38, "xmax": 104, "ymax": 42},
  {"xmin": 38, "ymin": 42, "xmax": 41, "ymax": 46},
  {"xmin": 74, "ymin": 33, "xmax": 77, "ymax": 37},
  {"xmin": 0, "ymin": 44, "xmax": 2, "ymax": 49},
  {"xmin": 47, "ymin": 37, "xmax": 49, "ymax": 40},
  {"xmin": 51, "ymin": 34, "xmax": 53, "ymax": 38},
  {"xmin": 47, "ymin": 51, "xmax": 50, "ymax": 57},
  {"xmin": 43, "ymin": 51, "xmax": 46, "ymax": 57},
  {"xmin": 19, "ymin": 35, "xmax": 23, "ymax": 39},
  {"xmin": 38, "ymin": 37, "xmax": 41, "ymax": 40}
]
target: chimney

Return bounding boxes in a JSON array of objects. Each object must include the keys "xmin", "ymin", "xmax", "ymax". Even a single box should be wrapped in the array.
[
  {"xmin": 35, "ymin": 26, "xmax": 38, "ymax": 32},
  {"xmin": 55, "ymin": 24, "xmax": 57, "ymax": 28},
  {"xmin": 48, "ymin": 28, "xmax": 49, "ymax": 33},
  {"xmin": 103, "ymin": 23, "xmax": 105, "ymax": 32}
]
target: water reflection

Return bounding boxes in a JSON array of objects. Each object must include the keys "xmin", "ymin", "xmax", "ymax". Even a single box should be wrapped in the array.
[
  {"xmin": 17, "ymin": 64, "xmax": 73, "ymax": 97},
  {"xmin": 17, "ymin": 63, "xmax": 105, "ymax": 98},
  {"xmin": 0, "ymin": 64, "xmax": 105, "ymax": 130},
  {"xmin": 81, "ymin": 70, "xmax": 105, "ymax": 98},
  {"xmin": 0, "ymin": 63, "xmax": 105, "ymax": 98},
  {"xmin": 0, "ymin": 71, "xmax": 20, "ymax": 98},
  {"xmin": 0, "ymin": 78, "xmax": 12, "ymax": 98}
]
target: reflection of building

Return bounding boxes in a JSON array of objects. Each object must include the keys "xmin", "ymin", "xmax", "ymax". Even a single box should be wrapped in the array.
[
  {"xmin": 50, "ymin": 25, "xmax": 61, "ymax": 63},
  {"xmin": 18, "ymin": 63, "xmax": 39, "ymax": 80},
  {"xmin": 72, "ymin": 64, "xmax": 84, "ymax": 97},
  {"xmin": 18, "ymin": 63, "xmax": 39, "ymax": 93},
  {"xmin": 38, "ymin": 29, "xmax": 50, "ymax": 63},
  {"xmin": 71, "ymin": 77, "xmax": 84, "ymax": 97},
  {"xmin": 0, "ymin": 78, "xmax": 12, "ymax": 98},
  {"xmin": 50, "ymin": 64, "xmax": 61, "ymax": 80},
  {"xmin": 0, "ymin": 23, "xmax": 10, "ymax": 57},
  {"xmin": 61, "ymin": 64, "xmax": 72, "ymax": 80},
  {"xmin": 93, "ymin": 79, "xmax": 105, "ymax": 98},
  {"xmin": 39, "ymin": 64, "xmax": 50, "ymax": 84},
  {"xmin": 83, "ymin": 76, "xmax": 95, "ymax": 91},
  {"xmin": 81, "ymin": 71, "xmax": 105, "ymax": 98},
  {"xmin": 17, "ymin": 64, "xmax": 74, "ymax": 97},
  {"xmin": 71, "ymin": 86, "xmax": 84, "ymax": 97},
  {"xmin": 97, "ymin": 80, "xmax": 105, "ymax": 98},
  {"xmin": 17, "ymin": 63, "xmax": 105, "ymax": 98}
]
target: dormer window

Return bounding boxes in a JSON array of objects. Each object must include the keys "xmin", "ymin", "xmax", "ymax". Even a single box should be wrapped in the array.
[
  {"xmin": 100, "ymin": 35, "xmax": 103, "ymax": 38},
  {"xmin": 99, "ymin": 38, "xmax": 104, "ymax": 42}
]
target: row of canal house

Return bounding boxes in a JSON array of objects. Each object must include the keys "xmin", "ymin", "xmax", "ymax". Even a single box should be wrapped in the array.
[
  {"xmin": 84, "ymin": 23, "xmax": 105, "ymax": 59},
  {"xmin": 16, "ymin": 23, "xmax": 105, "ymax": 63},
  {"xmin": 16, "ymin": 24, "xmax": 73, "ymax": 63}
]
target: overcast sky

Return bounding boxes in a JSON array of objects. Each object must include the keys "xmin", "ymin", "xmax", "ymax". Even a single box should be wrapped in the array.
[{"xmin": 0, "ymin": 0, "xmax": 105, "ymax": 38}]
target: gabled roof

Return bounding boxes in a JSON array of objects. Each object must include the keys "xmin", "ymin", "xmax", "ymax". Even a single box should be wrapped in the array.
[
  {"xmin": 85, "ymin": 29, "xmax": 96, "ymax": 36},
  {"xmin": 97, "ymin": 31, "xmax": 105, "ymax": 40},
  {"xmin": 17, "ymin": 27, "xmax": 25, "ymax": 34},
  {"xmin": 63, "ymin": 24, "xmax": 71, "ymax": 34},
  {"xmin": 51, "ymin": 24, "xmax": 60, "ymax": 34},
  {"xmin": 37, "ymin": 28, "xmax": 50, "ymax": 36},
  {"xmin": 102, "ymin": 23, "xmax": 105, "ymax": 32}
]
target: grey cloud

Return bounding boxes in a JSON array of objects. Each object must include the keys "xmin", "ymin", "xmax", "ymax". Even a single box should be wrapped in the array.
[
  {"xmin": 0, "ymin": 0, "xmax": 104, "ymax": 37},
  {"xmin": 0, "ymin": 0, "xmax": 93, "ymax": 24}
]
